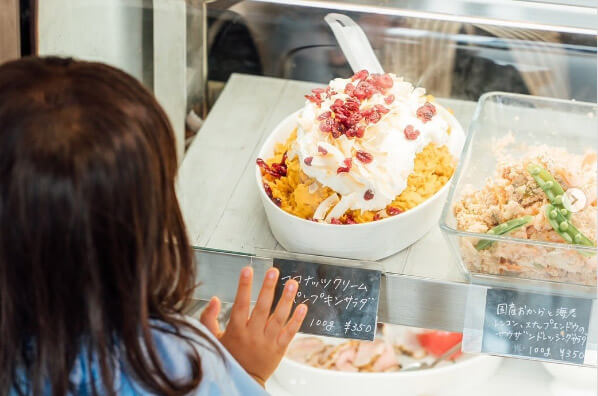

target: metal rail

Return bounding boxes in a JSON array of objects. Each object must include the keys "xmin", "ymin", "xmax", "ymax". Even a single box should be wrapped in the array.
[{"xmin": 192, "ymin": 248, "xmax": 472, "ymax": 332}]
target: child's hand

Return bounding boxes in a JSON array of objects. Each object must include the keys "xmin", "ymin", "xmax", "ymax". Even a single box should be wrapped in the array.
[{"xmin": 200, "ymin": 266, "xmax": 307, "ymax": 387}]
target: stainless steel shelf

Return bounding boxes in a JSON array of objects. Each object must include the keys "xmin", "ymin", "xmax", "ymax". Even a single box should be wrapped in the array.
[
  {"xmin": 192, "ymin": 248, "xmax": 472, "ymax": 332},
  {"xmin": 191, "ymin": 247, "xmax": 598, "ymax": 366}
]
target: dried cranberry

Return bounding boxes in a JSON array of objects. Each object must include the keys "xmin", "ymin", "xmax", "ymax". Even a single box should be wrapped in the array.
[
  {"xmin": 373, "ymin": 213, "xmax": 382, "ymax": 221},
  {"xmin": 387, "ymin": 206, "xmax": 402, "ymax": 216},
  {"xmin": 270, "ymin": 163, "xmax": 286, "ymax": 176},
  {"xmin": 344, "ymin": 213, "xmax": 357, "ymax": 224},
  {"xmin": 273, "ymin": 198, "xmax": 282, "ymax": 207},
  {"xmin": 305, "ymin": 94, "xmax": 323, "ymax": 106},
  {"xmin": 256, "ymin": 158, "xmax": 281, "ymax": 178},
  {"xmin": 385, "ymin": 94, "xmax": 395, "ymax": 105},
  {"xmin": 263, "ymin": 182, "xmax": 274, "ymax": 199},
  {"xmin": 346, "ymin": 112, "xmax": 362, "ymax": 127},
  {"xmin": 304, "ymin": 156, "xmax": 313, "ymax": 166},
  {"xmin": 345, "ymin": 83, "xmax": 355, "ymax": 96},
  {"xmin": 331, "ymin": 98, "xmax": 344, "ymax": 109},
  {"xmin": 374, "ymin": 104, "xmax": 390, "ymax": 114},
  {"xmin": 317, "ymin": 111, "xmax": 331, "ymax": 121},
  {"xmin": 356, "ymin": 151, "xmax": 374, "ymax": 164},
  {"xmin": 324, "ymin": 86, "xmax": 337, "ymax": 98},
  {"xmin": 268, "ymin": 152, "xmax": 288, "ymax": 177},
  {"xmin": 404, "ymin": 125, "xmax": 420, "ymax": 140},
  {"xmin": 347, "ymin": 124, "xmax": 365, "ymax": 139},
  {"xmin": 312, "ymin": 88, "xmax": 325, "ymax": 95},
  {"xmin": 351, "ymin": 69, "xmax": 369, "ymax": 81},
  {"xmin": 271, "ymin": 151, "xmax": 287, "ymax": 176},
  {"xmin": 416, "ymin": 102, "xmax": 436, "ymax": 123},
  {"xmin": 256, "ymin": 158, "xmax": 269, "ymax": 171},
  {"xmin": 353, "ymin": 81, "xmax": 377, "ymax": 101},
  {"xmin": 329, "ymin": 98, "xmax": 363, "ymax": 135},
  {"xmin": 364, "ymin": 189, "xmax": 375, "ymax": 200},
  {"xmin": 344, "ymin": 97, "xmax": 361, "ymax": 112},
  {"xmin": 319, "ymin": 118, "xmax": 334, "ymax": 132},
  {"xmin": 334, "ymin": 111, "xmax": 348, "ymax": 124},
  {"xmin": 372, "ymin": 73, "xmax": 393, "ymax": 89},
  {"xmin": 331, "ymin": 123, "xmax": 345, "ymax": 139},
  {"xmin": 318, "ymin": 146, "xmax": 328, "ymax": 155},
  {"xmin": 330, "ymin": 218, "xmax": 342, "ymax": 225},
  {"xmin": 337, "ymin": 158, "xmax": 352, "ymax": 174},
  {"xmin": 362, "ymin": 109, "xmax": 381, "ymax": 124}
]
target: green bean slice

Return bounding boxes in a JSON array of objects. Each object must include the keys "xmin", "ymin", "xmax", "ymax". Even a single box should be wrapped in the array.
[
  {"xmin": 475, "ymin": 215, "xmax": 534, "ymax": 251},
  {"xmin": 527, "ymin": 163, "xmax": 570, "ymax": 219},
  {"xmin": 544, "ymin": 204, "xmax": 595, "ymax": 249}
]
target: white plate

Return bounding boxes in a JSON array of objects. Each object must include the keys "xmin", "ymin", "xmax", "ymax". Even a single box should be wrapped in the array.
[
  {"xmin": 274, "ymin": 336, "xmax": 502, "ymax": 396},
  {"xmin": 255, "ymin": 106, "xmax": 465, "ymax": 261}
]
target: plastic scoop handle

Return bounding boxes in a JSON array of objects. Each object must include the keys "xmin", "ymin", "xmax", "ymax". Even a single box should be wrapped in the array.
[{"xmin": 325, "ymin": 13, "xmax": 384, "ymax": 74}]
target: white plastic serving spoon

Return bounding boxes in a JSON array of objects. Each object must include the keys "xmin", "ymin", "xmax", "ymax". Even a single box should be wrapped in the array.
[
  {"xmin": 324, "ymin": 13, "xmax": 384, "ymax": 74},
  {"xmin": 401, "ymin": 341, "xmax": 463, "ymax": 372}
]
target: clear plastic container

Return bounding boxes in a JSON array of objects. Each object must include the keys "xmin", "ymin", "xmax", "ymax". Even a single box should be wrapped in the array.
[{"xmin": 440, "ymin": 92, "xmax": 597, "ymax": 289}]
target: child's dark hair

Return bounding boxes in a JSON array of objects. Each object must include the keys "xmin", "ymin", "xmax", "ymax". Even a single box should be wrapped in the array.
[{"xmin": 0, "ymin": 57, "xmax": 207, "ymax": 395}]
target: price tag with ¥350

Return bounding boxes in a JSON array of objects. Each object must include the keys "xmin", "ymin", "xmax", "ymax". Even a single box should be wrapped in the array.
[
  {"xmin": 273, "ymin": 258, "xmax": 381, "ymax": 341},
  {"xmin": 481, "ymin": 288, "xmax": 593, "ymax": 365}
]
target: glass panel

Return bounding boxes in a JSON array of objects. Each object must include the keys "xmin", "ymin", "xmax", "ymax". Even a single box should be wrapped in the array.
[
  {"xmin": 208, "ymin": 2, "xmax": 596, "ymax": 101},
  {"xmin": 198, "ymin": 0, "xmax": 596, "ymax": 273}
]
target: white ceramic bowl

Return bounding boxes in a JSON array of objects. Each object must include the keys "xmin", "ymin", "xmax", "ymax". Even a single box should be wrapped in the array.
[
  {"xmin": 274, "ymin": 347, "xmax": 502, "ymax": 396},
  {"xmin": 255, "ymin": 106, "xmax": 465, "ymax": 260},
  {"xmin": 542, "ymin": 362, "xmax": 597, "ymax": 390}
]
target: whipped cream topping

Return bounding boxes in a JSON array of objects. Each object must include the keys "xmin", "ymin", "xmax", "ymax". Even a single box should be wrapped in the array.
[{"xmin": 291, "ymin": 72, "xmax": 451, "ymax": 217}]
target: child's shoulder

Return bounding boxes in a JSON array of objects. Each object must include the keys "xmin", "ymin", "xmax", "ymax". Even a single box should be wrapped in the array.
[
  {"xmin": 149, "ymin": 316, "xmax": 225, "ymax": 379},
  {"xmin": 150, "ymin": 316, "xmax": 221, "ymax": 359},
  {"xmin": 146, "ymin": 317, "xmax": 268, "ymax": 396}
]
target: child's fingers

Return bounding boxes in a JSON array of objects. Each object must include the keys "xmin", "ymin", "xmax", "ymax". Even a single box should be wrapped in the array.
[
  {"xmin": 200, "ymin": 297, "xmax": 222, "ymax": 337},
  {"xmin": 277, "ymin": 304, "xmax": 307, "ymax": 348},
  {"xmin": 248, "ymin": 268, "xmax": 279, "ymax": 332},
  {"xmin": 229, "ymin": 266, "xmax": 253, "ymax": 328},
  {"xmin": 265, "ymin": 280, "xmax": 298, "ymax": 338}
]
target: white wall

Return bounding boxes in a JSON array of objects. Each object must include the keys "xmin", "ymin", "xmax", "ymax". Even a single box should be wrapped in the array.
[{"xmin": 37, "ymin": 0, "xmax": 186, "ymax": 161}]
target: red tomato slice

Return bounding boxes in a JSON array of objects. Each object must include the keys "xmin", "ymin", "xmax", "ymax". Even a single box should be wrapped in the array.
[{"xmin": 416, "ymin": 331, "xmax": 463, "ymax": 359}]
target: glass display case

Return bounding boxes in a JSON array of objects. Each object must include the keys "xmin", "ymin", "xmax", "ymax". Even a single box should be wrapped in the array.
[{"xmin": 33, "ymin": 0, "xmax": 597, "ymax": 394}]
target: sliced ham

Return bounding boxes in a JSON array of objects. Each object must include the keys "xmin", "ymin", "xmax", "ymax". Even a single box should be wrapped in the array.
[
  {"xmin": 353, "ymin": 340, "xmax": 385, "ymax": 367},
  {"xmin": 333, "ymin": 343, "xmax": 358, "ymax": 372},
  {"xmin": 325, "ymin": 341, "xmax": 357, "ymax": 371},
  {"xmin": 372, "ymin": 343, "xmax": 400, "ymax": 372},
  {"xmin": 287, "ymin": 337, "xmax": 325, "ymax": 363}
]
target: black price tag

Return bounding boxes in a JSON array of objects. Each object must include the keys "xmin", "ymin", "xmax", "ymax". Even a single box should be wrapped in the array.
[
  {"xmin": 482, "ymin": 288, "xmax": 593, "ymax": 364},
  {"xmin": 273, "ymin": 258, "xmax": 381, "ymax": 341}
]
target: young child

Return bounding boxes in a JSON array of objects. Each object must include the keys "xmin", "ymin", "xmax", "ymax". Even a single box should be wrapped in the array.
[{"xmin": 0, "ymin": 57, "xmax": 307, "ymax": 395}]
